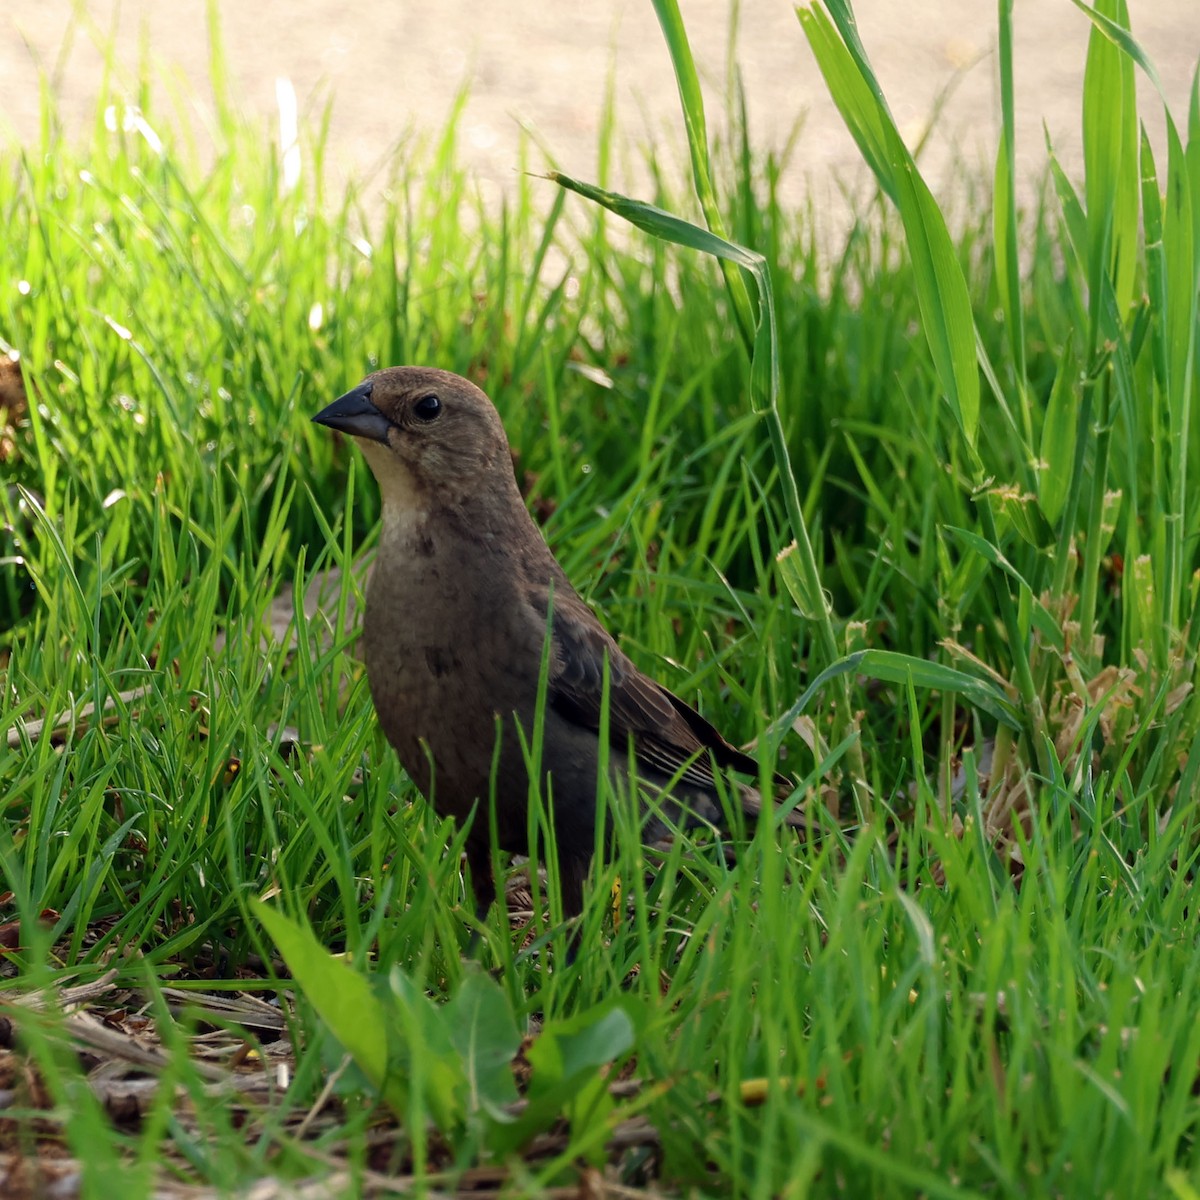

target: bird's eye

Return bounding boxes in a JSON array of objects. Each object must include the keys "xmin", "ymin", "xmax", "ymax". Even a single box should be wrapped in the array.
[{"xmin": 413, "ymin": 394, "xmax": 442, "ymax": 422}]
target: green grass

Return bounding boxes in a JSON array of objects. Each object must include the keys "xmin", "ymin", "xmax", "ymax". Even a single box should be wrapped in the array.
[{"xmin": 2, "ymin": 1, "xmax": 1200, "ymax": 1195}]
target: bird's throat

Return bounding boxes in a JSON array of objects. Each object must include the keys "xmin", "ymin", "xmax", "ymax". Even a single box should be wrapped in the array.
[{"xmin": 358, "ymin": 441, "xmax": 430, "ymax": 542}]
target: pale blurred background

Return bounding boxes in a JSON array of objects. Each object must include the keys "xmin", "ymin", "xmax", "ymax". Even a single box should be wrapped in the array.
[{"xmin": 3, "ymin": 2, "xmax": 1197, "ymax": 236}]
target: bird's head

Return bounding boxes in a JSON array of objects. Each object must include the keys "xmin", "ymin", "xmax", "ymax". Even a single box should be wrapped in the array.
[{"xmin": 312, "ymin": 367, "xmax": 512, "ymax": 511}]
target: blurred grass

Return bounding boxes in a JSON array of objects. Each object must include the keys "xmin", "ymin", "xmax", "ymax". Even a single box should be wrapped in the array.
[{"xmin": 1, "ymin": 0, "xmax": 1200, "ymax": 1195}]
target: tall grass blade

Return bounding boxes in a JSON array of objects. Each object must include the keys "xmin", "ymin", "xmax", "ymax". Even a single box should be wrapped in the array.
[
  {"xmin": 650, "ymin": 0, "xmax": 756, "ymax": 347},
  {"xmin": 797, "ymin": 3, "xmax": 980, "ymax": 448}
]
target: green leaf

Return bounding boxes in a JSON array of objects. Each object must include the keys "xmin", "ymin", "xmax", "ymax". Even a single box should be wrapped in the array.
[
  {"xmin": 1162, "ymin": 120, "xmax": 1197, "ymax": 433},
  {"xmin": 549, "ymin": 170, "xmax": 832, "ymax": 645},
  {"xmin": 385, "ymin": 966, "xmax": 467, "ymax": 1132},
  {"xmin": 1068, "ymin": 0, "xmax": 1171, "ymax": 100},
  {"xmin": 794, "ymin": 6, "xmax": 897, "ymax": 206},
  {"xmin": 1140, "ymin": 130, "xmax": 1168, "ymax": 389},
  {"xmin": 254, "ymin": 902, "xmax": 407, "ymax": 1116},
  {"xmin": 443, "ymin": 967, "xmax": 522, "ymax": 1119},
  {"xmin": 551, "ymin": 150, "xmax": 869, "ymax": 816},
  {"xmin": 487, "ymin": 999, "xmax": 639, "ymax": 1157},
  {"xmin": 1190, "ymin": 66, "xmax": 1200, "ymax": 268},
  {"xmin": 1081, "ymin": 0, "xmax": 1139, "ymax": 320},
  {"xmin": 992, "ymin": 0, "xmax": 1027, "ymax": 393},
  {"xmin": 1046, "ymin": 147, "xmax": 1090, "ymax": 275},
  {"xmin": 529, "ymin": 1003, "xmax": 637, "ymax": 1085}
]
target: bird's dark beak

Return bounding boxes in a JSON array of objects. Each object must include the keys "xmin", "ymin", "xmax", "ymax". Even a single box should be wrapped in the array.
[{"xmin": 311, "ymin": 383, "xmax": 392, "ymax": 444}]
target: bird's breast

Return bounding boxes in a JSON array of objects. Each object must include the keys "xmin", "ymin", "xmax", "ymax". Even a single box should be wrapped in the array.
[{"xmin": 363, "ymin": 517, "xmax": 533, "ymax": 733}]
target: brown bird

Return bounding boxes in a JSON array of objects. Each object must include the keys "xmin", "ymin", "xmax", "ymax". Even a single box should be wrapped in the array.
[{"xmin": 312, "ymin": 367, "xmax": 786, "ymax": 922}]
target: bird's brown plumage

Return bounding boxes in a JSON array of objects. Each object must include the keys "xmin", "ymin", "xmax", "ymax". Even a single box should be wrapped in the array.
[{"xmin": 312, "ymin": 366, "xmax": 788, "ymax": 919}]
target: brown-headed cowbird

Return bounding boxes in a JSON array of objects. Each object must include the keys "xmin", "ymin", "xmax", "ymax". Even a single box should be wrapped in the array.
[{"xmin": 312, "ymin": 367, "xmax": 787, "ymax": 920}]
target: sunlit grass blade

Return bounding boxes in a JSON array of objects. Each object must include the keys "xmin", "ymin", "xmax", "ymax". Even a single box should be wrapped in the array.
[
  {"xmin": 1080, "ymin": 0, "xmax": 1140, "ymax": 324},
  {"xmin": 798, "ymin": 2, "xmax": 980, "ymax": 449},
  {"xmin": 1071, "ymin": 0, "xmax": 1197, "ymax": 639},
  {"xmin": 650, "ymin": 0, "xmax": 756, "ymax": 347},
  {"xmin": 993, "ymin": 0, "xmax": 1032, "ymax": 445},
  {"xmin": 798, "ymin": 0, "xmax": 1053, "ymax": 767}
]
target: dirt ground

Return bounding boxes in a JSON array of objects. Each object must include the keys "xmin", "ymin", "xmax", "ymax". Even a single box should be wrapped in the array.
[{"xmin": 2, "ymin": 2, "xmax": 1198, "ymax": 240}]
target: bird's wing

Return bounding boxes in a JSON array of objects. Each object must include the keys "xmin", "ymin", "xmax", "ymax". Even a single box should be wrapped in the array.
[{"xmin": 534, "ymin": 585, "xmax": 770, "ymax": 793}]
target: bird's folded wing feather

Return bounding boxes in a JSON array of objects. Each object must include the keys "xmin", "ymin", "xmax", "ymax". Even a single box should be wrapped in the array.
[{"xmin": 535, "ymin": 586, "xmax": 772, "ymax": 793}]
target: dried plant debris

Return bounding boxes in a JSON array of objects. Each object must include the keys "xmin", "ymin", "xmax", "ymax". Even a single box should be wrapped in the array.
[
  {"xmin": 0, "ymin": 965, "xmax": 681, "ymax": 1200},
  {"xmin": 931, "ymin": 618, "xmax": 1191, "ymax": 879},
  {"xmin": 4, "ymin": 686, "xmax": 155, "ymax": 751}
]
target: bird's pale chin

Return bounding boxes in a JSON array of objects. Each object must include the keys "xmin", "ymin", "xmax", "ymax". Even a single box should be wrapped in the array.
[{"xmin": 358, "ymin": 439, "xmax": 427, "ymax": 517}]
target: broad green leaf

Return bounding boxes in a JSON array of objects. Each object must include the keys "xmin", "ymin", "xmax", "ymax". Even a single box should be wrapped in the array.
[
  {"xmin": 254, "ymin": 902, "xmax": 407, "ymax": 1115},
  {"xmin": 528, "ymin": 1002, "xmax": 637, "ymax": 1086},
  {"xmin": 1163, "ymin": 120, "xmax": 1197, "ymax": 432},
  {"xmin": 488, "ymin": 999, "xmax": 639, "ymax": 1156},
  {"xmin": 1190, "ymin": 67, "xmax": 1200, "ymax": 267},
  {"xmin": 386, "ymin": 966, "xmax": 467, "ymax": 1131},
  {"xmin": 444, "ymin": 967, "xmax": 522, "ymax": 1119},
  {"xmin": 1069, "ymin": 0, "xmax": 1172, "ymax": 100},
  {"xmin": 794, "ymin": 6, "xmax": 897, "ymax": 205}
]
